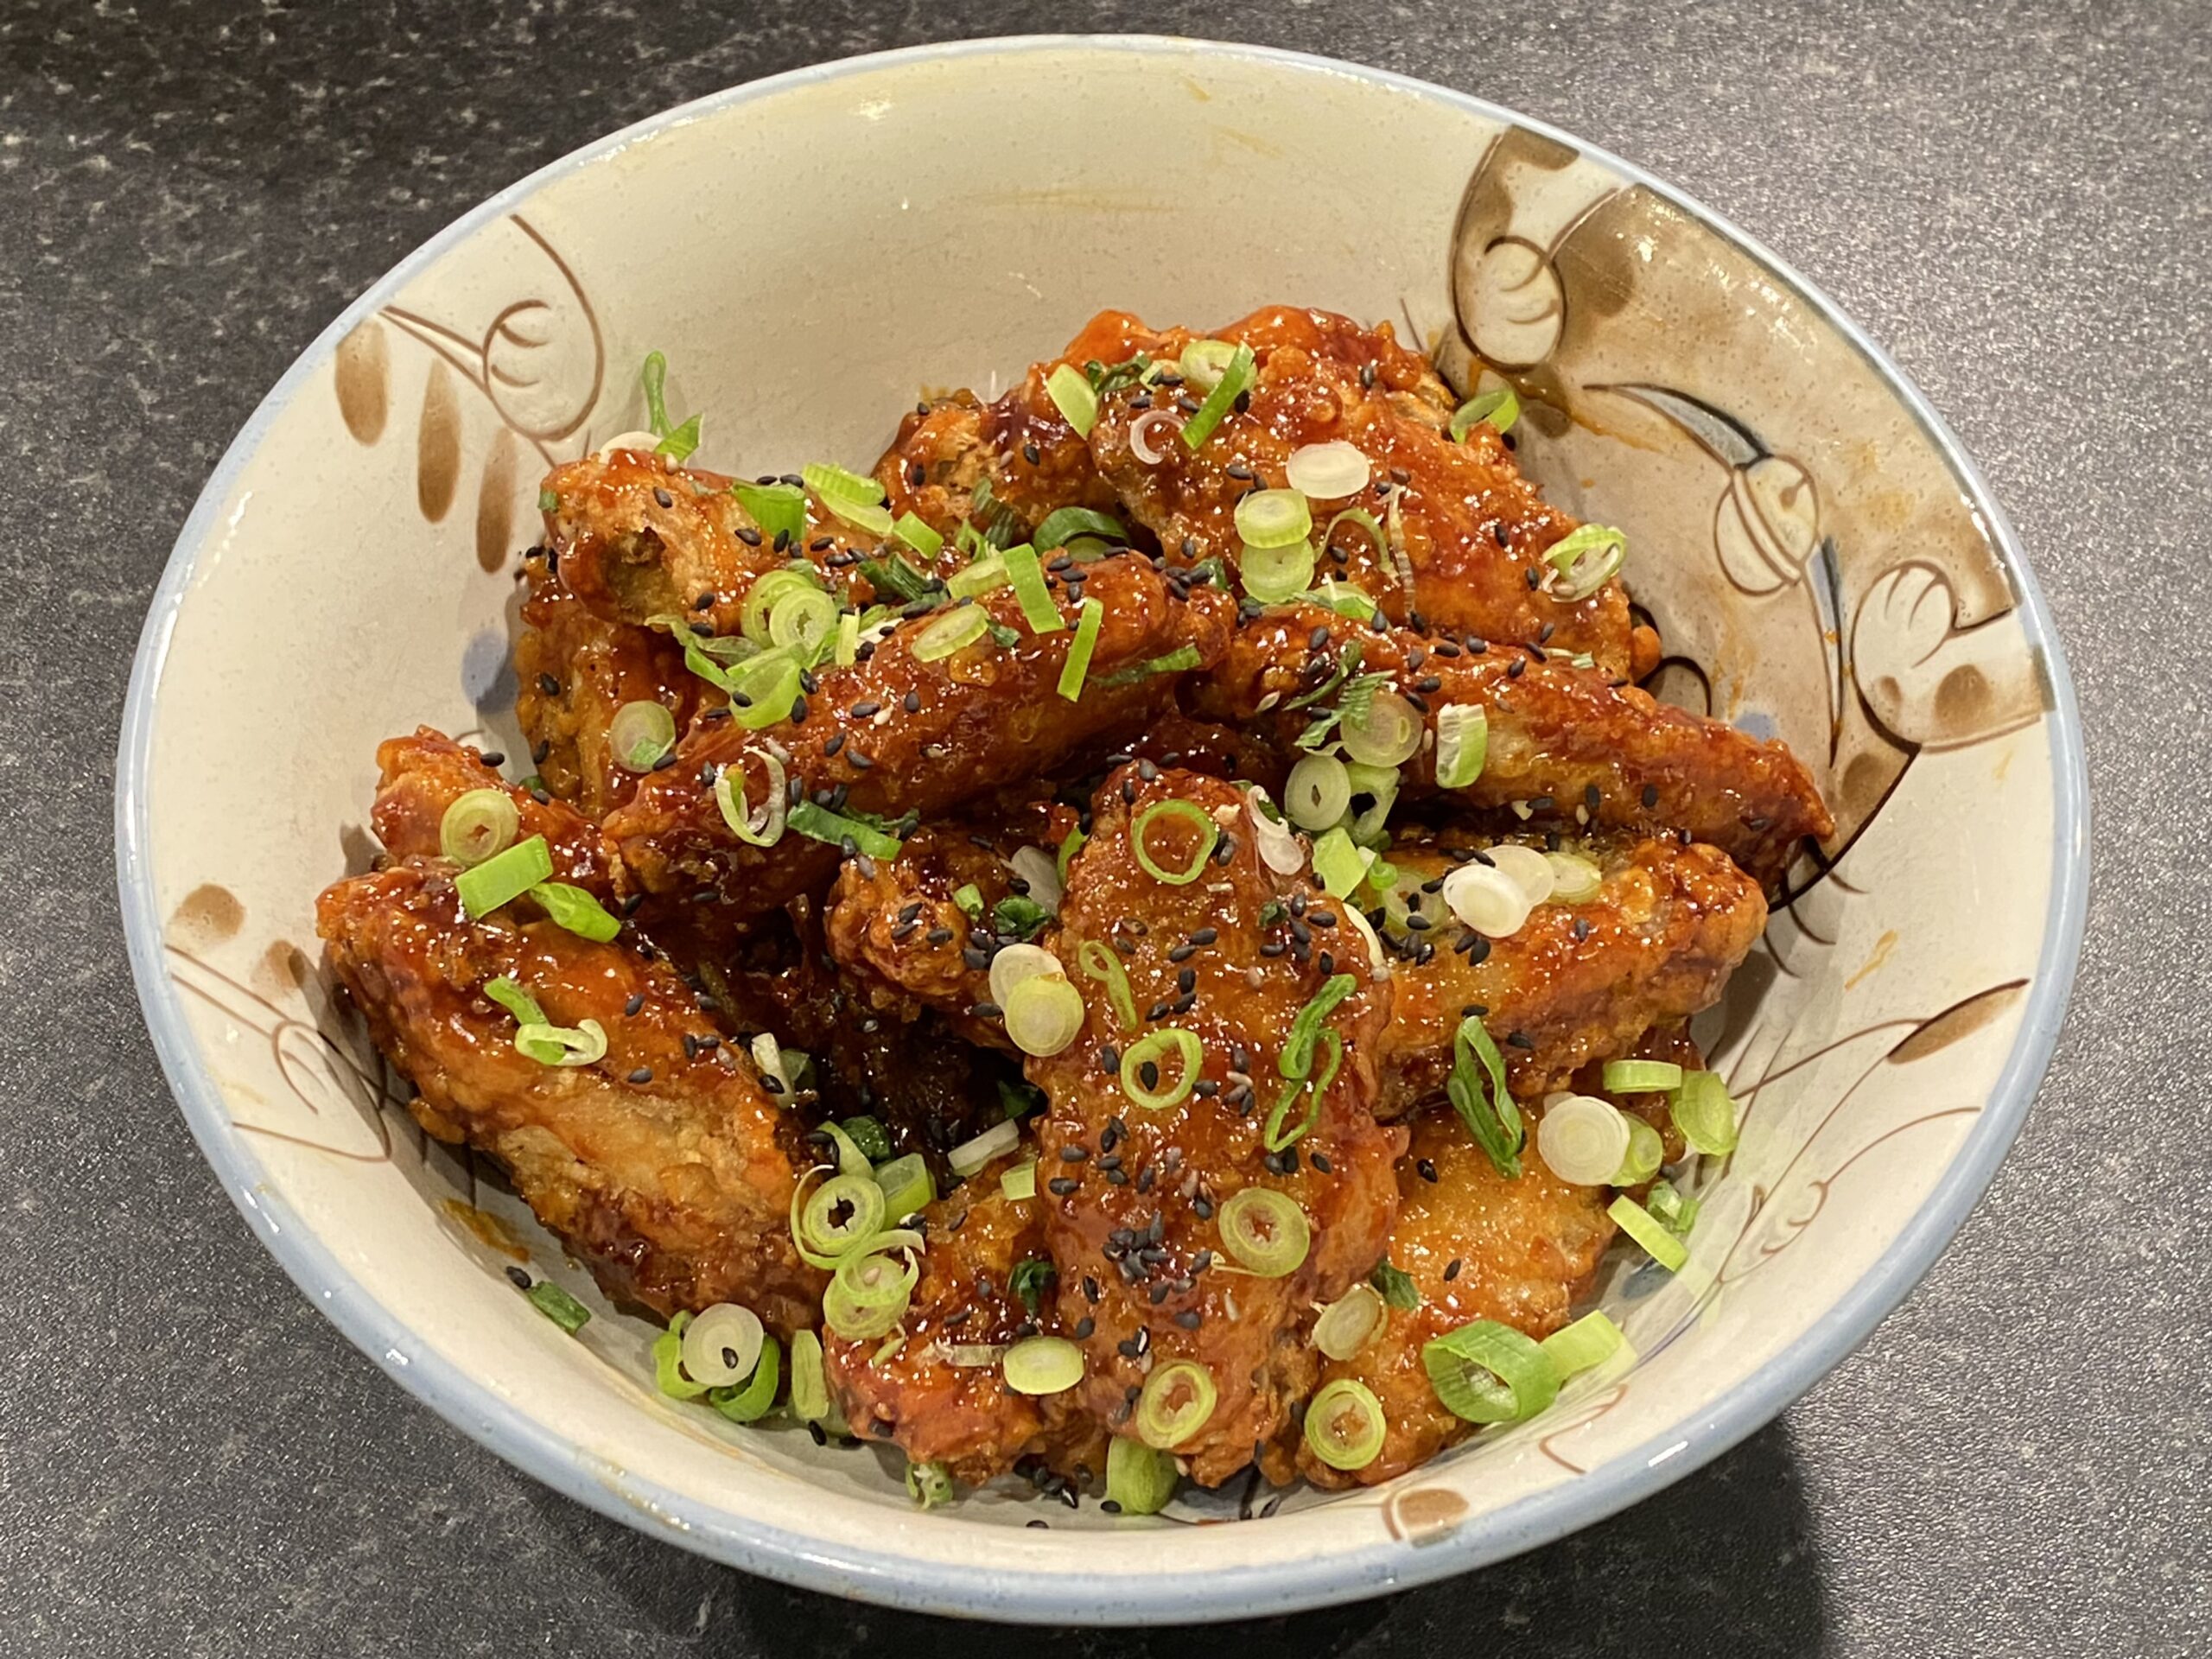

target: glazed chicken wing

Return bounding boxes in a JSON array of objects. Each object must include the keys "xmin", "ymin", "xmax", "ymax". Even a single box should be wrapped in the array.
[
  {"xmin": 605, "ymin": 556, "xmax": 1234, "ymax": 925},
  {"xmin": 1198, "ymin": 603, "xmax": 1833, "ymax": 886},
  {"xmin": 1374, "ymin": 834, "xmax": 1766, "ymax": 1112},
  {"xmin": 1295, "ymin": 1110, "xmax": 1614, "ymax": 1487},
  {"xmin": 1028, "ymin": 766, "xmax": 1404, "ymax": 1487},
  {"xmin": 825, "ymin": 1157, "xmax": 1103, "ymax": 1487},
  {"xmin": 318, "ymin": 861, "xmax": 822, "ymax": 1332},
  {"xmin": 1081, "ymin": 305, "xmax": 1649, "ymax": 679},
  {"xmin": 369, "ymin": 728, "xmax": 617, "ymax": 887}
]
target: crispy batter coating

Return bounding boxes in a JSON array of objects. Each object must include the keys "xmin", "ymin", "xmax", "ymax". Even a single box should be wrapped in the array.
[
  {"xmin": 1375, "ymin": 835, "xmax": 1765, "ymax": 1111},
  {"xmin": 1197, "ymin": 603, "xmax": 1834, "ymax": 885},
  {"xmin": 1028, "ymin": 766, "xmax": 1405, "ymax": 1487},
  {"xmin": 604, "ymin": 556, "xmax": 1234, "ymax": 925},
  {"xmin": 317, "ymin": 861, "xmax": 822, "ymax": 1332},
  {"xmin": 1081, "ymin": 305, "xmax": 1647, "ymax": 678},
  {"xmin": 825, "ymin": 1158, "xmax": 1103, "ymax": 1486},
  {"xmin": 1296, "ymin": 1111, "xmax": 1614, "ymax": 1487}
]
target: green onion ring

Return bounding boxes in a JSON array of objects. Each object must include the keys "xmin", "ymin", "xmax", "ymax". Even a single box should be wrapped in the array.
[
  {"xmin": 1448, "ymin": 386, "xmax": 1520, "ymax": 440},
  {"xmin": 1421, "ymin": 1318, "xmax": 1560, "ymax": 1424},
  {"xmin": 1002, "ymin": 974, "xmax": 1086, "ymax": 1058},
  {"xmin": 1233, "ymin": 488, "xmax": 1313, "ymax": 550},
  {"xmin": 1612, "ymin": 1115, "xmax": 1664, "ymax": 1186},
  {"xmin": 1118, "ymin": 1028, "xmax": 1204, "ymax": 1111},
  {"xmin": 1077, "ymin": 939, "xmax": 1139, "ymax": 1033},
  {"xmin": 1044, "ymin": 364, "xmax": 1098, "ymax": 437},
  {"xmin": 1602, "ymin": 1058, "xmax": 1685, "ymax": 1094},
  {"xmin": 1539, "ymin": 1310, "xmax": 1625, "ymax": 1379},
  {"xmin": 709, "ymin": 1334, "xmax": 782, "ymax": 1423},
  {"xmin": 1670, "ymin": 1071, "xmax": 1741, "ymax": 1155},
  {"xmin": 1609, "ymin": 1193, "xmax": 1689, "ymax": 1272},
  {"xmin": 454, "ymin": 833, "xmax": 553, "ymax": 918},
  {"xmin": 1130, "ymin": 799, "xmax": 1219, "ymax": 886},
  {"xmin": 1135, "ymin": 1359, "xmax": 1218, "ymax": 1449},
  {"xmin": 1313, "ymin": 1285, "xmax": 1387, "ymax": 1361},
  {"xmin": 1303, "ymin": 1377, "xmax": 1388, "ymax": 1471},
  {"xmin": 741, "ymin": 569, "xmax": 825, "ymax": 646},
  {"xmin": 1105, "ymin": 1437, "xmax": 1179, "ymax": 1515},
  {"xmin": 787, "ymin": 1330, "xmax": 834, "ymax": 1425},
  {"xmin": 1033, "ymin": 506, "xmax": 1126, "ymax": 550},
  {"xmin": 1281, "ymin": 975, "xmax": 1357, "ymax": 1081},
  {"xmin": 1541, "ymin": 524, "xmax": 1628, "ymax": 601},
  {"xmin": 1217, "ymin": 1186, "xmax": 1309, "ymax": 1277},
  {"xmin": 607, "ymin": 701, "xmax": 677, "ymax": 772},
  {"xmin": 512, "ymin": 1018, "xmax": 607, "ymax": 1068},
  {"xmin": 799, "ymin": 461, "xmax": 884, "ymax": 507},
  {"xmin": 440, "ymin": 788, "xmax": 519, "ymax": 867},
  {"xmin": 790, "ymin": 1167, "xmax": 887, "ymax": 1268},
  {"xmin": 1001, "ymin": 1335, "xmax": 1085, "ymax": 1395},
  {"xmin": 713, "ymin": 753, "xmax": 787, "ymax": 848},
  {"xmin": 1238, "ymin": 537, "xmax": 1317, "ymax": 605}
]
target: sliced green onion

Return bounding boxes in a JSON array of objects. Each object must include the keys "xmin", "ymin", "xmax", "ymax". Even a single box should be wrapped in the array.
[
  {"xmin": 1262, "ymin": 1028, "xmax": 1340, "ymax": 1151},
  {"xmin": 1541, "ymin": 524, "xmax": 1629, "ymax": 601},
  {"xmin": 1180, "ymin": 342, "xmax": 1255, "ymax": 451},
  {"xmin": 1422, "ymin": 1319, "xmax": 1559, "ymax": 1424},
  {"xmin": 947, "ymin": 554, "xmax": 1009, "ymax": 600},
  {"xmin": 1341, "ymin": 690, "xmax": 1422, "ymax": 767},
  {"xmin": 1003, "ymin": 974, "xmax": 1085, "ymax": 1057},
  {"xmin": 791, "ymin": 1168, "xmax": 888, "ymax": 1268},
  {"xmin": 529, "ymin": 881, "xmax": 620, "ymax": 943},
  {"xmin": 839, "ymin": 1115, "xmax": 893, "ymax": 1163},
  {"xmin": 1130, "ymin": 799, "xmax": 1219, "ymax": 885},
  {"xmin": 950, "ymin": 882, "xmax": 984, "ymax": 920},
  {"xmin": 1344, "ymin": 761, "xmax": 1400, "ymax": 844},
  {"xmin": 740, "ymin": 569, "xmax": 823, "ymax": 645},
  {"xmin": 1178, "ymin": 338, "xmax": 1239, "ymax": 391},
  {"xmin": 1310, "ymin": 826, "xmax": 1373, "ymax": 902},
  {"xmin": 872, "ymin": 1152, "xmax": 934, "ymax": 1221},
  {"xmin": 1671, "ymin": 1071, "xmax": 1741, "ymax": 1155},
  {"xmin": 1536, "ymin": 1092, "xmax": 1631, "ymax": 1186},
  {"xmin": 1105, "ymin": 1437, "xmax": 1179, "ymax": 1516},
  {"xmin": 1056, "ymin": 597, "xmax": 1103, "ymax": 700},
  {"xmin": 607, "ymin": 700, "xmax": 677, "ymax": 772},
  {"xmin": 681, "ymin": 1301, "xmax": 766, "ymax": 1387},
  {"xmin": 1370, "ymin": 1259, "xmax": 1421, "ymax": 1311},
  {"xmin": 1486, "ymin": 843, "xmax": 1556, "ymax": 907},
  {"xmin": 1135, "ymin": 1359, "xmax": 1217, "ymax": 1449},
  {"xmin": 801, "ymin": 461, "xmax": 884, "ymax": 508},
  {"xmin": 1002, "ymin": 1076, "xmax": 1047, "ymax": 1121},
  {"xmin": 1304, "ymin": 1377, "xmax": 1387, "ymax": 1471},
  {"xmin": 1611, "ymin": 1193, "xmax": 1690, "ymax": 1270},
  {"xmin": 1002, "ymin": 1335, "xmax": 1084, "ymax": 1395},
  {"xmin": 949, "ymin": 1117, "xmax": 1020, "ymax": 1178},
  {"xmin": 538, "ymin": 486, "xmax": 561, "ymax": 513},
  {"xmin": 1304, "ymin": 578, "xmax": 1378, "ymax": 620},
  {"xmin": 1323, "ymin": 505, "xmax": 1388, "ymax": 567},
  {"xmin": 818, "ymin": 494, "xmax": 893, "ymax": 537},
  {"xmin": 825, "ymin": 1238, "xmax": 918, "ymax": 1340},
  {"xmin": 1234, "ymin": 488, "xmax": 1313, "ymax": 550},
  {"xmin": 892, "ymin": 512, "xmax": 944, "ymax": 558},
  {"xmin": 709, "ymin": 1334, "xmax": 781, "ymax": 1422},
  {"xmin": 1281, "ymin": 974, "xmax": 1357, "ymax": 1081},
  {"xmin": 770, "ymin": 588, "xmax": 840, "ymax": 657},
  {"xmin": 788, "ymin": 1329, "xmax": 833, "ymax": 1424},
  {"xmin": 986, "ymin": 942, "xmax": 1062, "ymax": 1008},
  {"xmin": 834, "ymin": 610, "xmax": 861, "ymax": 665},
  {"xmin": 1541, "ymin": 1310, "xmax": 1625, "ymax": 1379},
  {"xmin": 1033, "ymin": 507, "xmax": 1126, "ymax": 550},
  {"xmin": 1119, "ymin": 1027, "xmax": 1204, "ymax": 1111},
  {"xmin": 1002, "ymin": 543, "xmax": 1065, "ymax": 632},
  {"xmin": 654, "ymin": 1311, "xmax": 709, "ymax": 1400},
  {"xmin": 1098, "ymin": 644, "xmax": 1204, "ymax": 687},
  {"xmin": 821, "ymin": 1120, "xmax": 872, "ymax": 1178},
  {"xmin": 1045, "ymin": 363, "xmax": 1098, "ymax": 436},
  {"xmin": 1647, "ymin": 1179, "xmax": 1700, "ymax": 1236},
  {"xmin": 1000, "ymin": 1159, "xmax": 1037, "ymax": 1202},
  {"xmin": 1603, "ymin": 1058, "xmax": 1686, "ymax": 1094},
  {"xmin": 454, "ymin": 834, "xmax": 553, "ymax": 918},
  {"xmin": 786, "ymin": 800, "xmax": 903, "ymax": 861},
  {"xmin": 1284, "ymin": 753, "xmax": 1352, "ymax": 831},
  {"xmin": 1285, "ymin": 441, "xmax": 1371, "ymax": 499},
  {"xmin": 1546, "ymin": 851, "xmax": 1605, "ymax": 904},
  {"xmin": 912, "ymin": 603, "xmax": 990, "ymax": 662},
  {"xmin": 1313, "ymin": 1284, "xmax": 1386, "ymax": 1360},
  {"xmin": 731, "ymin": 480, "xmax": 807, "ymax": 545},
  {"xmin": 1448, "ymin": 1016, "xmax": 1523, "ymax": 1177},
  {"xmin": 1448, "ymin": 386, "xmax": 1520, "ymax": 439},
  {"xmin": 905, "ymin": 1459, "xmax": 954, "ymax": 1509},
  {"xmin": 1614, "ymin": 1115, "xmax": 1664, "ymax": 1186},
  {"xmin": 1217, "ymin": 1186, "xmax": 1309, "ymax": 1277},
  {"xmin": 1077, "ymin": 938, "xmax": 1138, "ymax": 1033},
  {"xmin": 860, "ymin": 551, "xmax": 936, "ymax": 603},
  {"xmin": 713, "ymin": 753, "xmax": 787, "ymax": 848},
  {"xmin": 440, "ymin": 789, "xmax": 519, "ymax": 868},
  {"xmin": 724, "ymin": 649, "xmax": 804, "ymax": 729},
  {"xmin": 1239, "ymin": 537, "xmax": 1317, "ymax": 605},
  {"xmin": 1440, "ymin": 860, "xmax": 1535, "ymax": 938},
  {"xmin": 483, "ymin": 976, "xmax": 545, "ymax": 1026},
  {"xmin": 1243, "ymin": 787, "xmax": 1306, "ymax": 875},
  {"xmin": 524, "ymin": 1280, "xmax": 591, "ymax": 1334},
  {"xmin": 513, "ymin": 1018, "xmax": 607, "ymax": 1068}
]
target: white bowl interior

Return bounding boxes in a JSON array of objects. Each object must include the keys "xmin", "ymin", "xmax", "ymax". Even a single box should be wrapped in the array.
[{"xmin": 121, "ymin": 37, "xmax": 2081, "ymax": 1622}]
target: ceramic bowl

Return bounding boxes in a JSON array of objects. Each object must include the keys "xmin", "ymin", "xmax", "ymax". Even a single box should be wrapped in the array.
[{"xmin": 118, "ymin": 35, "xmax": 2088, "ymax": 1624}]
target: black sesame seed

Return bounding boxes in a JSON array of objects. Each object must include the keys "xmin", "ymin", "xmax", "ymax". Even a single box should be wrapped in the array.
[
  {"xmin": 1416, "ymin": 1158, "xmax": 1439, "ymax": 1183},
  {"xmin": 627, "ymin": 1066, "xmax": 653, "ymax": 1084},
  {"xmin": 1444, "ymin": 1258, "xmax": 1463, "ymax": 1281},
  {"xmin": 505, "ymin": 1266, "xmax": 532, "ymax": 1290}
]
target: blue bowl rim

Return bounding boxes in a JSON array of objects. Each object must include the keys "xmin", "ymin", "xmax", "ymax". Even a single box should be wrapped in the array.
[{"xmin": 115, "ymin": 32, "xmax": 2090, "ymax": 1626}]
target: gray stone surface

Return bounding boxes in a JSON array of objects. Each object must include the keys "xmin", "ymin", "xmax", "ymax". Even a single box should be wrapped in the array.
[{"xmin": 1, "ymin": 0, "xmax": 2203, "ymax": 1652}]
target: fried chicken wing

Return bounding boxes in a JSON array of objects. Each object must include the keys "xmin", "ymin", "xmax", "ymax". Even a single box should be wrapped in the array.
[
  {"xmin": 1198, "ymin": 604, "xmax": 1833, "ymax": 885},
  {"xmin": 1375, "ymin": 834, "xmax": 1766, "ymax": 1112},
  {"xmin": 604, "ymin": 557, "xmax": 1235, "ymax": 925},
  {"xmin": 1081, "ymin": 305, "xmax": 1646, "ymax": 678},
  {"xmin": 1296, "ymin": 1110, "xmax": 1614, "ymax": 1487},
  {"xmin": 825, "ymin": 1157, "xmax": 1103, "ymax": 1487},
  {"xmin": 1028, "ymin": 766, "xmax": 1404, "ymax": 1487},
  {"xmin": 514, "ymin": 555, "xmax": 701, "ymax": 817},
  {"xmin": 316, "ymin": 861, "xmax": 823, "ymax": 1332}
]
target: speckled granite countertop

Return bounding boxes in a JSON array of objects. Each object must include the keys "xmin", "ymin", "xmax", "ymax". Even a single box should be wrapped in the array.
[{"xmin": 3, "ymin": 1, "xmax": 2204, "ymax": 1653}]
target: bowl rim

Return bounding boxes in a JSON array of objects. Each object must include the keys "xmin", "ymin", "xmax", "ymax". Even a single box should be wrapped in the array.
[{"xmin": 114, "ymin": 31, "xmax": 2090, "ymax": 1624}]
